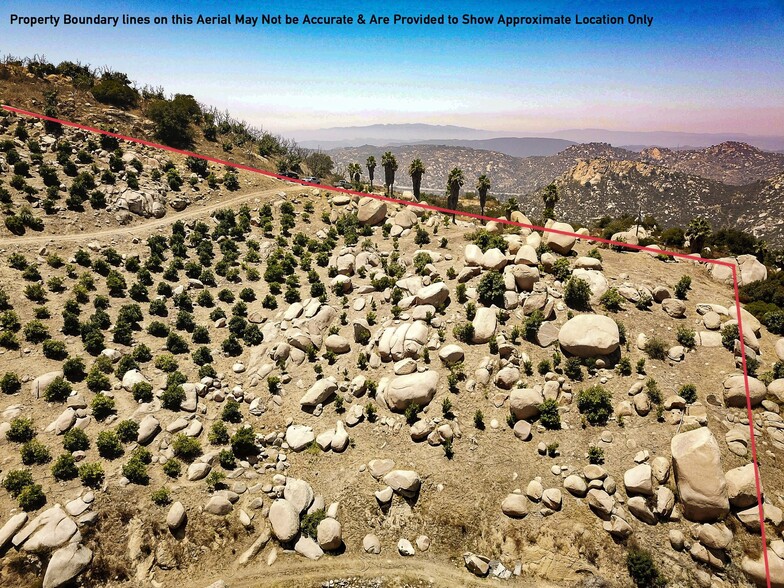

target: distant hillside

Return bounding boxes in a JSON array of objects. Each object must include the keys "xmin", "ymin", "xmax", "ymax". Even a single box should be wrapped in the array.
[{"xmin": 639, "ymin": 141, "xmax": 784, "ymax": 185}]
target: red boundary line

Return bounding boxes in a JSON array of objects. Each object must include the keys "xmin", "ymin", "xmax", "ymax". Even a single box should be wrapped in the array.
[{"xmin": 1, "ymin": 104, "xmax": 772, "ymax": 585}]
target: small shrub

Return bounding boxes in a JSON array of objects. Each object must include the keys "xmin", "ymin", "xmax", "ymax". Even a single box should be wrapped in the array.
[
  {"xmin": 473, "ymin": 410, "xmax": 485, "ymax": 430},
  {"xmin": 626, "ymin": 547, "xmax": 666, "ymax": 588},
  {"xmin": 161, "ymin": 385, "xmax": 185, "ymax": 410},
  {"xmin": 600, "ymin": 288, "xmax": 624, "ymax": 312},
  {"xmin": 645, "ymin": 378, "xmax": 662, "ymax": 404},
  {"xmin": 132, "ymin": 381, "xmax": 153, "ymax": 403},
  {"xmin": 122, "ymin": 456, "xmax": 149, "ymax": 485},
  {"xmin": 44, "ymin": 376, "xmax": 72, "ymax": 402},
  {"xmin": 577, "ymin": 385, "xmax": 613, "ymax": 426},
  {"xmin": 721, "ymin": 323, "xmax": 739, "ymax": 350},
  {"xmin": 160, "ymin": 458, "xmax": 182, "ymax": 480},
  {"xmin": 63, "ymin": 428, "xmax": 89, "ymax": 452},
  {"xmin": 679, "ymin": 383, "xmax": 697, "ymax": 404},
  {"xmin": 221, "ymin": 398, "xmax": 243, "ymax": 423},
  {"xmin": 564, "ymin": 277, "xmax": 591, "ymax": 310},
  {"xmin": 116, "ymin": 419, "xmax": 140, "ymax": 443},
  {"xmin": 643, "ymin": 337, "xmax": 667, "ymax": 360},
  {"xmin": 151, "ymin": 487, "xmax": 172, "ymax": 506},
  {"xmin": 18, "ymin": 484, "xmax": 47, "ymax": 511},
  {"xmin": 636, "ymin": 358, "xmax": 646, "ymax": 374},
  {"xmin": 1, "ymin": 371, "xmax": 21, "ymax": 394},
  {"xmin": 78, "ymin": 462, "xmax": 105, "ymax": 488},
  {"xmin": 301, "ymin": 509, "xmax": 327, "ymax": 539},
  {"xmin": 588, "ymin": 446, "xmax": 605, "ymax": 465},
  {"xmin": 172, "ymin": 434, "xmax": 202, "ymax": 461},
  {"xmin": 453, "ymin": 322, "xmax": 475, "ymax": 343},
  {"xmin": 7, "ymin": 417, "xmax": 36, "ymax": 443},
  {"xmin": 205, "ymin": 470, "xmax": 226, "ymax": 491},
  {"xmin": 51, "ymin": 453, "xmax": 78, "ymax": 481},
  {"xmin": 21, "ymin": 439, "xmax": 51, "ymax": 465},
  {"xmin": 96, "ymin": 430, "xmax": 123, "ymax": 459},
  {"xmin": 616, "ymin": 357, "xmax": 632, "ymax": 376},
  {"xmin": 676, "ymin": 326, "xmax": 696, "ymax": 348},
  {"xmin": 477, "ymin": 270, "xmax": 506, "ymax": 306},
  {"xmin": 538, "ymin": 399, "xmax": 561, "ymax": 430},
  {"xmin": 564, "ymin": 357, "xmax": 583, "ymax": 381},
  {"xmin": 3, "ymin": 469, "xmax": 35, "ymax": 497},
  {"xmin": 674, "ymin": 276, "xmax": 692, "ymax": 300},
  {"xmin": 209, "ymin": 420, "xmax": 230, "ymax": 445},
  {"xmin": 91, "ymin": 394, "xmax": 116, "ymax": 421},
  {"xmin": 219, "ymin": 449, "xmax": 236, "ymax": 469}
]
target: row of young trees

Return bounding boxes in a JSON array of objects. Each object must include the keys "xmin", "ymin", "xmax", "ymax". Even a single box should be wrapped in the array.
[{"xmin": 346, "ymin": 152, "xmax": 494, "ymax": 220}]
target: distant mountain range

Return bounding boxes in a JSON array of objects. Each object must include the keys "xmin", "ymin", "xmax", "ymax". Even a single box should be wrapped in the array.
[
  {"xmin": 327, "ymin": 140, "xmax": 784, "ymax": 244},
  {"xmin": 294, "ymin": 123, "xmax": 784, "ymax": 153}
]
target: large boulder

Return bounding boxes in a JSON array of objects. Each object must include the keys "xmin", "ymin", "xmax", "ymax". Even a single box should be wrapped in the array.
[
  {"xmin": 384, "ymin": 370, "xmax": 438, "ymax": 411},
  {"xmin": 572, "ymin": 268, "xmax": 609, "ymax": 302},
  {"xmin": 501, "ymin": 494, "xmax": 528, "ymax": 518},
  {"xmin": 558, "ymin": 315, "xmax": 620, "ymax": 357},
  {"xmin": 121, "ymin": 369, "xmax": 148, "ymax": 392},
  {"xmin": 671, "ymin": 428, "xmax": 729, "ymax": 522},
  {"xmin": 31, "ymin": 371, "xmax": 64, "ymax": 399},
  {"xmin": 509, "ymin": 388, "xmax": 544, "ymax": 421},
  {"xmin": 725, "ymin": 463, "xmax": 759, "ymax": 509},
  {"xmin": 299, "ymin": 378, "xmax": 338, "ymax": 407},
  {"xmin": 415, "ymin": 282, "xmax": 449, "ymax": 306},
  {"xmin": 42, "ymin": 543, "xmax": 92, "ymax": 588},
  {"xmin": 728, "ymin": 305, "xmax": 762, "ymax": 335},
  {"xmin": 285, "ymin": 425, "xmax": 315, "ymax": 451},
  {"xmin": 316, "ymin": 518, "xmax": 342, "ymax": 551},
  {"xmin": 357, "ymin": 197, "xmax": 387, "ymax": 226},
  {"xmin": 723, "ymin": 375, "xmax": 767, "ymax": 408},
  {"xmin": 471, "ymin": 307, "xmax": 497, "ymax": 344},
  {"xmin": 383, "ymin": 470, "xmax": 421, "ymax": 498},
  {"xmin": 438, "ymin": 344, "xmax": 464, "ymax": 366},
  {"xmin": 543, "ymin": 222, "xmax": 576, "ymax": 255},
  {"xmin": 268, "ymin": 499, "xmax": 300, "ymax": 542}
]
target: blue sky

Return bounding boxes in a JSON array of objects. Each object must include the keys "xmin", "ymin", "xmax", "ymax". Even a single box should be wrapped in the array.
[{"xmin": 1, "ymin": 0, "xmax": 782, "ymax": 135}]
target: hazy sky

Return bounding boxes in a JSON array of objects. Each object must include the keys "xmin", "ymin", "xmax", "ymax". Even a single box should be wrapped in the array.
[{"xmin": 2, "ymin": 0, "xmax": 783, "ymax": 135}]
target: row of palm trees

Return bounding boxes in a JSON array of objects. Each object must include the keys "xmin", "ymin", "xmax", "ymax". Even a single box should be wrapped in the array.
[{"xmin": 348, "ymin": 152, "xmax": 493, "ymax": 220}]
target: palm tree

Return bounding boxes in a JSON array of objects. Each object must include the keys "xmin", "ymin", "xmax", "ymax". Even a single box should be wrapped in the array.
[
  {"xmin": 686, "ymin": 217, "xmax": 712, "ymax": 253},
  {"xmin": 476, "ymin": 174, "xmax": 491, "ymax": 216},
  {"xmin": 381, "ymin": 152, "xmax": 398, "ymax": 197},
  {"xmin": 366, "ymin": 156, "xmax": 376, "ymax": 190},
  {"xmin": 347, "ymin": 162, "xmax": 361, "ymax": 187},
  {"xmin": 542, "ymin": 183, "xmax": 559, "ymax": 220},
  {"xmin": 446, "ymin": 167, "xmax": 465, "ymax": 223},
  {"xmin": 408, "ymin": 159, "xmax": 426, "ymax": 201}
]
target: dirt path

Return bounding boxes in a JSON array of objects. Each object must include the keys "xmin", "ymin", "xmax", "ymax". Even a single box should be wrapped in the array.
[
  {"xmin": 226, "ymin": 556, "xmax": 559, "ymax": 588},
  {"xmin": 0, "ymin": 182, "xmax": 301, "ymax": 247}
]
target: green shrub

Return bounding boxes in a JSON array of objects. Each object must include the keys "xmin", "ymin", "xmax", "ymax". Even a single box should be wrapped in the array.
[
  {"xmin": 453, "ymin": 322, "xmax": 475, "ymax": 343},
  {"xmin": 674, "ymin": 275, "xmax": 691, "ymax": 300},
  {"xmin": 161, "ymin": 385, "xmax": 185, "ymax": 410},
  {"xmin": 721, "ymin": 323, "xmax": 739, "ymax": 350},
  {"xmin": 219, "ymin": 449, "xmax": 236, "ymax": 469},
  {"xmin": 78, "ymin": 462, "xmax": 105, "ymax": 488},
  {"xmin": 172, "ymin": 434, "xmax": 201, "ymax": 461},
  {"xmin": 524, "ymin": 310, "xmax": 544, "ymax": 342},
  {"xmin": 1, "ymin": 371, "xmax": 21, "ymax": 394},
  {"xmin": 63, "ymin": 428, "xmax": 89, "ymax": 452},
  {"xmin": 552, "ymin": 257, "xmax": 571, "ymax": 281},
  {"xmin": 151, "ymin": 488, "xmax": 172, "ymax": 506},
  {"xmin": 616, "ymin": 357, "xmax": 632, "ymax": 376},
  {"xmin": 132, "ymin": 381, "xmax": 153, "ymax": 403},
  {"xmin": 91, "ymin": 76, "xmax": 139, "ymax": 108},
  {"xmin": 564, "ymin": 357, "xmax": 583, "ymax": 381},
  {"xmin": 18, "ymin": 483, "xmax": 46, "ymax": 511},
  {"xmin": 7, "ymin": 417, "xmax": 35, "ymax": 442},
  {"xmin": 116, "ymin": 419, "xmax": 139, "ymax": 443},
  {"xmin": 21, "ymin": 439, "xmax": 51, "ymax": 465},
  {"xmin": 538, "ymin": 399, "xmax": 561, "ymax": 430},
  {"xmin": 300, "ymin": 508, "xmax": 327, "ymax": 539},
  {"xmin": 577, "ymin": 385, "xmax": 613, "ymax": 426},
  {"xmin": 2, "ymin": 469, "xmax": 34, "ymax": 497},
  {"xmin": 676, "ymin": 326, "xmax": 696, "ymax": 348},
  {"xmin": 163, "ymin": 459, "xmax": 182, "ymax": 478},
  {"xmin": 44, "ymin": 376, "xmax": 72, "ymax": 402},
  {"xmin": 42, "ymin": 339, "xmax": 68, "ymax": 360},
  {"xmin": 643, "ymin": 337, "xmax": 667, "ymax": 360},
  {"xmin": 564, "ymin": 277, "xmax": 591, "ymax": 310},
  {"xmin": 221, "ymin": 398, "xmax": 243, "ymax": 423},
  {"xmin": 122, "ymin": 456, "xmax": 149, "ymax": 485},
  {"xmin": 51, "ymin": 453, "xmax": 78, "ymax": 481},
  {"xmin": 230, "ymin": 426, "xmax": 257, "ymax": 457},
  {"xmin": 91, "ymin": 394, "xmax": 116, "ymax": 421},
  {"xmin": 538, "ymin": 359, "xmax": 551, "ymax": 375},
  {"xmin": 477, "ymin": 270, "xmax": 506, "ymax": 306},
  {"xmin": 645, "ymin": 378, "xmax": 662, "ymax": 404},
  {"xmin": 473, "ymin": 410, "xmax": 485, "ymax": 430},
  {"xmin": 62, "ymin": 357, "xmax": 86, "ymax": 382},
  {"xmin": 588, "ymin": 446, "xmax": 605, "ymax": 465},
  {"xmin": 205, "ymin": 470, "xmax": 226, "ymax": 491},
  {"xmin": 207, "ymin": 421, "xmax": 229, "ymax": 447},
  {"xmin": 96, "ymin": 430, "xmax": 123, "ymax": 459},
  {"xmin": 600, "ymin": 288, "xmax": 624, "ymax": 312},
  {"xmin": 626, "ymin": 547, "xmax": 666, "ymax": 587},
  {"xmin": 679, "ymin": 384, "xmax": 697, "ymax": 404}
]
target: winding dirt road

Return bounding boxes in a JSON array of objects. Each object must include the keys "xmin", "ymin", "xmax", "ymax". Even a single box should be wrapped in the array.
[{"xmin": 0, "ymin": 182, "xmax": 301, "ymax": 248}]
